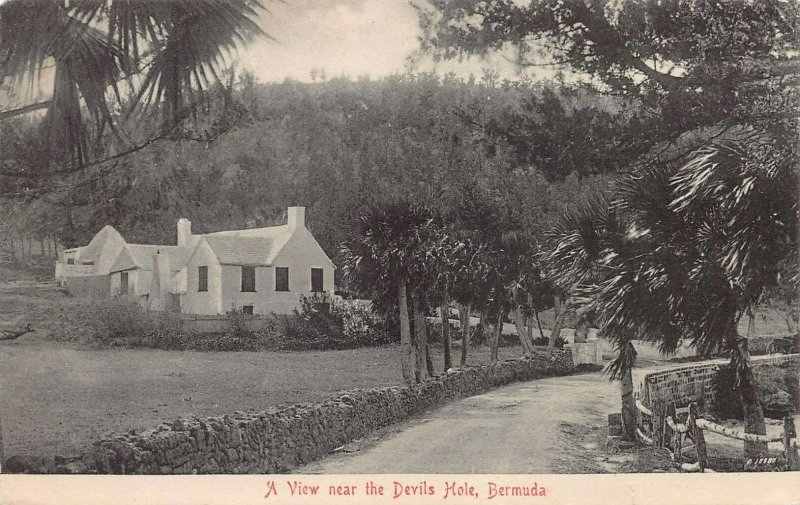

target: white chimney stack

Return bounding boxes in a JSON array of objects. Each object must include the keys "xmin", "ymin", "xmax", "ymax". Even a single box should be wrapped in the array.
[
  {"xmin": 287, "ymin": 207, "xmax": 305, "ymax": 229},
  {"xmin": 177, "ymin": 218, "xmax": 192, "ymax": 247}
]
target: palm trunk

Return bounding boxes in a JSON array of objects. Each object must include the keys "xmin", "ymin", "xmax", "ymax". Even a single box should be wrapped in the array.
[
  {"xmin": 479, "ymin": 311, "xmax": 489, "ymax": 347},
  {"xmin": 733, "ymin": 334, "xmax": 768, "ymax": 457},
  {"xmin": 490, "ymin": 310, "xmax": 503, "ymax": 361},
  {"xmin": 459, "ymin": 304, "xmax": 471, "ymax": 366},
  {"xmin": 412, "ymin": 297, "xmax": 429, "ymax": 382},
  {"xmin": 398, "ymin": 280, "xmax": 414, "ymax": 384},
  {"xmin": 512, "ymin": 306, "xmax": 533, "ymax": 354},
  {"xmin": 441, "ymin": 304, "xmax": 452, "ymax": 370},
  {"xmin": 0, "ymin": 407, "xmax": 4, "ymax": 473},
  {"xmin": 621, "ymin": 365, "xmax": 636, "ymax": 441},
  {"xmin": 782, "ymin": 305, "xmax": 797, "ymax": 333},
  {"xmin": 549, "ymin": 295, "xmax": 565, "ymax": 347},
  {"xmin": 533, "ymin": 311, "xmax": 545, "ymax": 340},
  {"xmin": 425, "ymin": 340, "xmax": 434, "ymax": 377}
]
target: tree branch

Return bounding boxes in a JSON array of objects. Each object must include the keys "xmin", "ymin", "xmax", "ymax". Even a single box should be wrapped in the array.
[{"xmin": 0, "ymin": 101, "xmax": 51, "ymax": 120}]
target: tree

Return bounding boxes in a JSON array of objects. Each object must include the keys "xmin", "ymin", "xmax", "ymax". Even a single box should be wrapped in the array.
[
  {"xmin": 429, "ymin": 225, "xmax": 487, "ymax": 367},
  {"xmin": 0, "ymin": 0, "xmax": 266, "ymax": 167},
  {"xmin": 340, "ymin": 202, "xmax": 434, "ymax": 383},
  {"xmin": 416, "ymin": 0, "xmax": 798, "ymax": 136},
  {"xmin": 548, "ymin": 128, "xmax": 798, "ymax": 449},
  {"xmin": 546, "ymin": 192, "xmax": 641, "ymax": 438}
]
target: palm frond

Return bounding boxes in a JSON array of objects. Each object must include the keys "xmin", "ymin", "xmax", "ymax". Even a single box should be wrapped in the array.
[
  {"xmin": 1, "ymin": 0, "xmax": 268, "ymax": 164},
  {"xmin": 604, "ymin": 340, "xmax": 637, "ymax": 381},
  {"xmin": 129, "ymin": 0, "xmax": 267, "ymax": 121},
  {"xmin": 545, "ymin": 191, "xmax": 619, "ymax": 289},
  {"xmin": 671, "ymin": 133, "xmax": 798, "ymax": 306}
]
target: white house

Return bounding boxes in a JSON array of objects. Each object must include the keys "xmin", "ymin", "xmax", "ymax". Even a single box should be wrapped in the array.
[
  {"xmin": 56, "ymin": 207, "xmax": 335, "ymax": 315},
  {"xmin": 56, "ymin": 225, "xmax": 127, "ymax": 281},
  {"xmin": 108, "ymin": 244, "xmax": 192, "ymax": 308},
  {"xmin": 182, "ymin": 207, "xmax": 335, "ymax": 315}
]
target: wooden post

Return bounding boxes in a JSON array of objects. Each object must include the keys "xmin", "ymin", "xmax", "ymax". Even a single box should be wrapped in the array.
[
  {"xmin": 661, "ymin": 403, "xmax": 675, "ymax": 451},
  {"xmin": 654, "ymin": 403, "xmax": 664, "ymax": 448},
  {"xmin": 0, "ymin": 406, "xmax": 4, "ymax": 474},
  {"xmin": 688, "ymin": 403, "xmax": 707, "ymax": 472},
  {"xmin": 669, "ymin": 403, "xmax": 682, "ymax": 463},
  {"xmin": 784, "ymin": 416, "xmax": 798, "ymax": 471}
]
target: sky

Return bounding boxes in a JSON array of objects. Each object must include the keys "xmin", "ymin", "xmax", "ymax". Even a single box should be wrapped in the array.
[
  {"xmin": 237, "ymin": 0, "xmax": 525, "ymax": 83},
  {"xmin": 0, "ymin": 0, "xmax": 547, "ymax": 109}
]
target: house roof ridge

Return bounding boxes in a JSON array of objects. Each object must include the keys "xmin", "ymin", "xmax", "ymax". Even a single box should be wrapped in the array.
[{"xmin": 202, "ymin": 223, "xmax": 289, "ymax": 237}]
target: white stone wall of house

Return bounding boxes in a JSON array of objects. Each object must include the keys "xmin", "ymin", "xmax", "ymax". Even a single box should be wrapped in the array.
[{"xmin": 183, "ymin": 241, "xmax": 223, "ymax": 315}]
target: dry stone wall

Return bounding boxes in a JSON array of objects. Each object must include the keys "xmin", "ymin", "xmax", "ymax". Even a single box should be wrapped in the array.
[
  {"xmin": 639, "ymin": 355, "xmax": 800, "ymax": 412},
  {"xmin": 63, "ymin": 348, "xmax": 574, "ymax": 474}
]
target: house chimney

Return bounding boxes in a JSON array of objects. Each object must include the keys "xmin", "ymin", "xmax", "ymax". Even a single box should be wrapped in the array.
[
  {"xmin": 177, "ymin": 218, "xmax": 192, "ymax": 247},
  {"xmin": 287, "ymin": 207, "xmax": 305, "ymax": 229},
  {"xmin": 149, "ymin": 251, "xmax": 171, "ymax": 311}
]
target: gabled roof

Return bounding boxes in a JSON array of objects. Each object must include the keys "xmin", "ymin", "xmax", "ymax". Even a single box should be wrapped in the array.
[
  {"xmin": 109, "ymin": 244, "xmax": 192, "ymax": 273},
  {"xmin": 202, "ymin": 224, "xmax": 294, "ymax": 265},
  {"xmin": 80, "ymin": 225, "xmax": 124, "ymax": 263},
  {"xmin": 202, "ymin": 236, "xmax": 276, "ymax": 266}
]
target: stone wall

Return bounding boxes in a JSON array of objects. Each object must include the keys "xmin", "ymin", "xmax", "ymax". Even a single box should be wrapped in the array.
[
  {"xmin": 639, "ymin": 355, "xmax": 800, "ymax": 413},
  {"xmin": 60, "ymin": 348, "xmax": 574, "ymax": 474},
  {"xmin": 632, "ymin": 355, "xmax": 799, "ymax": 449},
  {"xmin": 565, "ymin": 339, "xmax": 608, "ymax": 365},
  {"xmin": 640, "ymin": 363, "xmax": 719, "ymax": 411}
]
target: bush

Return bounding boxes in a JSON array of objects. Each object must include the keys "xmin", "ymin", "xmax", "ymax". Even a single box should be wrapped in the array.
[
  {"xmin": 281, "ymin": 293, "xmax": 394, "ymax": 350},
  {"xmin": 533, "ymin": 335, "xmax": 567, "ymax": 348},
  {"xmin": 50, "ymin": 297, "xmax": 178, "ymax": 347},
  {"xmin": 710, "ymin": 365, "xmax": 741, "ymax": 420},
  {"xmin": 50, "ymin": 294, "xmax": 395, "ymax": 352},
  {"xmin": 710, "ymin": 361, "xmax": 800, "ymax": 420}
]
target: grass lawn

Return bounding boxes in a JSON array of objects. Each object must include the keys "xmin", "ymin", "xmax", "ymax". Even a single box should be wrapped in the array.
[{"xmin": 0, "ymin": 335, "xmax": 524, "ymax": 459}]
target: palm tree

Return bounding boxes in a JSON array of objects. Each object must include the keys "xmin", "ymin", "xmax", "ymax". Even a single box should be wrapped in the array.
[
  {"xmin": 340, "ymin": 201, "xmax": 433, "ymax": 384},
  {"xmin": 547, "ymin": 127, "xmax": 797, "ymax": 449},
  {"xmin": 547, "ymin": 193, "xmax": 643, "ymax": 439},
  {"xmin": 0, "ymin": 0, "xmax": 266, "ymax": 165},
  {"xmin": 668, "ymin": 130, "xmax": 797, "ymax": 456},
  {"xmin": 428, "ymin": 226, "xmax": 488, "ymax": 367}
]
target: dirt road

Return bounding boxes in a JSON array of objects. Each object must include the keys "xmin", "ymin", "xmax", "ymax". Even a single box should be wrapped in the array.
[{"xmin": 301, "ymin": 372, "xmax": 622, "ymax": 474}]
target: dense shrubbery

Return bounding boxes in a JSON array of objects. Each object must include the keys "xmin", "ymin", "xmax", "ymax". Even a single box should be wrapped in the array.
[
  {"xmin": 710, "ymin": 360, "xmax": 799, "ymax": 420},
  {"xmin": 282, "ymin": 293, "xmax": 394, "ymax": 350},
  {"xmin": 49, "ymin": 294, "xmax": 394, "ymax": 351}
]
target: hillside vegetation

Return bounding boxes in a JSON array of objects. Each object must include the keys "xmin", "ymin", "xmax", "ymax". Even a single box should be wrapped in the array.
[{"xmin": 1, "ymin": 74, "xmax": 646, "ymax": 261}]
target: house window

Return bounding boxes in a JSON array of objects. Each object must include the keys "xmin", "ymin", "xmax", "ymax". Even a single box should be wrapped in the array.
[
  {"xmin": 241, "ymin": 266, "xmax": 256, "ymax": 292},
  {"xmin": 198, "ymin": 266, "xmax": 208, "ymax": 292},
  {"xmin": 242, "ymin": 305, "xmax": 254, "ymax": 315},
  {"xmin": 311, "ymin": 268, "xmax": 324, "ymax": 292},
  {"xmin": 275, "ymin": 267, "xmax": 289, "ymax": 292},
  {"xmin": 67, "ymin": 259, "xmax": 75, "ymax": 265},
  {"xmin": 120, "ymin": 272, "xmax": 129, "ymax": 294}
]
